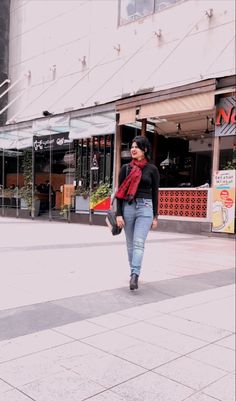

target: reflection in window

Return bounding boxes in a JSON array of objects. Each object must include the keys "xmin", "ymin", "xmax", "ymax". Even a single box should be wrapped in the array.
[
  {"xmin": 119, "ymin": 0, "xmax": 183, "ymax": 25},
  {"xmin": 120, "ymin": 0, "xmax": 154, "ymax": 25}
]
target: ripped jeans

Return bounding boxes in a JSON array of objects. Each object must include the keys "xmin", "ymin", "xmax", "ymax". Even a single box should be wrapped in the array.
[{"xmin": 123, "ymin": 198, "xmax": 153, "ymax": 277}]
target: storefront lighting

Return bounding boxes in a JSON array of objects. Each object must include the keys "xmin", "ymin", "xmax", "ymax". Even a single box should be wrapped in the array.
[{"xmin": 160, "ymin": 152, "xmax": 174, "ymax": 169}]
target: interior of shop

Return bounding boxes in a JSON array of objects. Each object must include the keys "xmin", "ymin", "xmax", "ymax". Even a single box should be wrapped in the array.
[{"xmin": 120, "ymin": 110, "xmax": 226, "ymax": 188}]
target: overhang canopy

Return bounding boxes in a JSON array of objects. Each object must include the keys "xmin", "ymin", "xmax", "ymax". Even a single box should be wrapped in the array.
[{"xmin": 139, "ymin": 92, "xmax": 215, "ymax": 120}]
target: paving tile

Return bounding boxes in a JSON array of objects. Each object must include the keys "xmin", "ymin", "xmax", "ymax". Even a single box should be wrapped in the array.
[
  {"xmin": 0, "ymin": 339, "xmax": 24, "ymax": 363},
  {"xmin": 20, "ymin": 370, "xmax": 105, "ymax": 401},
  {"xmin": 118, "ymin": 322, "xmax": 206, "ymax": 354},
  {"xmin": 112, "ymin": 371, "xmax": 194, "ymax": 401},
  {"xmin": 14, "ymin": 329, "xmax": 72, "ymax": 354},
  {"xmin": 146, "ymin": 314, "xmax": 231, "ymax": 342},
  {"xmin": 71, "ymin": 353, "xmax": 145, "ymax": 387},
  {"xmin": 174, "ymin": 297, "xmax": 235, "ymax": 332},
  {"xmin": 53, "ymin": 320, "xmax": 107, "ymax": 339},
  {"xmin": 0, "ymin": 303, "xmax": 81, "ymax": 340},
  {"xmin": 118, "ymin": 304, "xmax": 163, "ymax": 320},
  {"xmin": 82, "ymin": 331, "xmax": 143, "ymax": 353},
  {"xmin": 88, "ymin": 390, "xmax": 127, "ymax": 400},
  {"xmin": 40, "ymin": 340, "xmax": 106, "ymax": 366},
  {"xmin": 88, "ymin": 312, "xmax": 138, "ymax": 329},
  {"xmin": 0, "ymin": 379, "xmax": 13, "ymax": 393},
  {"xmin": 183, "ymin": 391, "xmax": 224, "ymax": 401},
  {"xmin": 154, "ymin": 356, "xmax": 226, "ymax": 390},
  {"xmin": 0, "ymin": 390, "xmax": 35, "ymax": 401},
  {"xmin": 0, "ymin": 353, "xmax": 63, "ymax": 387},
  {"xmin": 115, "ymin": 342, "xmax": 179, "ymax": 369},
  {"xmin": 204, "ymin": 373, "xmax": 235, "ymax": 401},
  {"xmin": 152, "ymin": 285, "xmax": 235, "ymax": 313},
  {"xmin": 188, "ymin": 343, "xmax": 235, "ymax": 372},
  {"xmin": 215, "ymin": 334, "xmax": 235, "ymax": 350}
]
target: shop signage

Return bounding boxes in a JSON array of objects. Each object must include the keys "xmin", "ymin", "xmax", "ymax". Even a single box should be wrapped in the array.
[
  {"xmin": 33, "ymin": 132, "xmax": 73, "ymax": 151},
  {"xmin": 215, "ymin": 96, "xmax": 236, "ymax": 136},
  {"xmin": 212, "ymin": 170, "xmax": 235, "ymax": 233}
]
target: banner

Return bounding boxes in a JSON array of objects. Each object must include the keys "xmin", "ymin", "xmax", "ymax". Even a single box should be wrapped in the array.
[{"xmin": 212, "ymin": 170, "xmax": 236, "ymax": 233}]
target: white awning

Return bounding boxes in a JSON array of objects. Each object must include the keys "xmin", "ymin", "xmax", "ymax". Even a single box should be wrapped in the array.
[
  {"xmin": 119, "ymin": 108, "xmax": 136, "ymax": 125},
  {"xmin": 139, "ymin": 92, "xmax": 215, "ymax": 119},
  {"xmin": 69, "ymin": 121, "xmax": 115, "ymax": 139},
  {"xmin": 32, "ymin": 115, "xmax": 70, "ymax": 133}
]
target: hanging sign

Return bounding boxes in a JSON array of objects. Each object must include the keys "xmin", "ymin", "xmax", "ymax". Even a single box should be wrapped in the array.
[
  {"xmin": 212, "ymin": 170, "xmax": 236, "ymax": 233},
  {"xmin": 215, "ymin": 96, "xmax": 236, "ymax": 136},
  {"xmin": 33, "ymin": 132, "xmax": 73, "ymax": 151}
]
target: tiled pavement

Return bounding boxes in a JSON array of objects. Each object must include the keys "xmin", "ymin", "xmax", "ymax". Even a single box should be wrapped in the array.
[{"xmin": 0, "ymin": 217, "xmax": 235, "ymax": 401}]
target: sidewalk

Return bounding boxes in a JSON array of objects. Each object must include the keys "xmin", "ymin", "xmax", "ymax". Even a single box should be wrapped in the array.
[{"xmin": 0, "ymin": 217, "xmax": 235, "ymax": 401}]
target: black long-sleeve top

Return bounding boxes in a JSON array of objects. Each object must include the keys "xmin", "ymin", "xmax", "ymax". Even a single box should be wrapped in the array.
[{"xmin": 116, "ymin": 162, "xmax": 160, "ymax": 218}]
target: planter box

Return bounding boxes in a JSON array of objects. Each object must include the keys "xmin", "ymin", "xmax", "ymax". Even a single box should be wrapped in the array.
[
  {"xmin": 75, "ymin": 195, "xmax": 90, "ymax": 212},
  {"xmin": 20, "ymin": 198, "xmax": 40, "ymax": 216}
]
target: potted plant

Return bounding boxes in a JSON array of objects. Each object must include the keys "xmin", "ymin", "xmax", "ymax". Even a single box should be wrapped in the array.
[
  {"xmin": 90, "ymin": 181, "xmax": 112, "ymax": 210},
  {"xmin": 74, "ymin": 185, "xmax": 90, "ymax": 212}
]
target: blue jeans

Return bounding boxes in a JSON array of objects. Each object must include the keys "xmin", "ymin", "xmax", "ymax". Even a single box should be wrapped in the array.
[{"xmin": 123, "ymin": 198, "xmax": 153, "ymax": 277}]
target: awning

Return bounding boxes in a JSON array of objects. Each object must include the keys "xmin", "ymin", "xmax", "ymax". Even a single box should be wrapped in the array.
[
  {"xmin": 119, "ymin": 108, "xmax": 136, "ymax": 125},
  {"xmin": 139, "ymin": 92, "xmax": 215, "ymax": 119},
  {"xmin": 69, "ymin": 121, "xmax": 115, "ymax": 139},
  {"xmin": 32, "ymin": 115, "xmax": 70, "ymax": 133}
]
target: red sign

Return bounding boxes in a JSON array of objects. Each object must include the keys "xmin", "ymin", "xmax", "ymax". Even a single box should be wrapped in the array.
[
  {"xmin": 220, "ymin": 190, "xmax": 229, "ymax": 200},
  {"xmin": 224, "ymin": 198, "xmax": 233, "ymax": 208}
]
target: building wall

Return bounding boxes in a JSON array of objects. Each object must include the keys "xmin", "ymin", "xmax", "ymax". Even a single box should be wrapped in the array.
[
  {"xmin": 0, "ymin": 0, "xmax": 10, "ymax": 125},
  {"xmin": 6, "ymin": 0, "xmax": 235, "ymax": 123}
]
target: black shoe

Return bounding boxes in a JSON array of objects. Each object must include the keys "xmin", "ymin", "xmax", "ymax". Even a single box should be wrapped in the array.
[{"xmin": 130, "ymin": 273, "xmax": 139, "ymax": 290}]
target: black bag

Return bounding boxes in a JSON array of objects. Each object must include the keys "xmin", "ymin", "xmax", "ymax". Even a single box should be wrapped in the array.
[
  {"xmin": 105, "ymin": 164, "xmax": 129, "ymax": 236},
  {"xmin": 105, "ymin": 210, "xmax": 122, "ymax": 236}
]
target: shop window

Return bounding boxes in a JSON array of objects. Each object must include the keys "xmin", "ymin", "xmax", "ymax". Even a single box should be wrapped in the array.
[{"xmin": 119, "ymin": 0, "xmax": 183, "ymax": 25}]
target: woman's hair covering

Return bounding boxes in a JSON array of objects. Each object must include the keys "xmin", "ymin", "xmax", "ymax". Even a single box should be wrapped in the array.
[{"xmin": 132, "ymin": 136, "xmax": 151, "ymax": 161}]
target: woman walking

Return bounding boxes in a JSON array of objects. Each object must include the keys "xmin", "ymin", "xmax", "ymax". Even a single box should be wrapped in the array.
[{"xmin": 116, "ymin": 136, "xmax": 160, "ymax": 290}]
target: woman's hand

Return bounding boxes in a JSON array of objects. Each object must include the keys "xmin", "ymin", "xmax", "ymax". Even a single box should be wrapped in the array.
[
  {"xmin": 151, "ymin": 217, "xmax": 158, "ymax": 230},
  {"xmin": 116, "ymin": 215, "xmax": 125, "ymax": 229}
]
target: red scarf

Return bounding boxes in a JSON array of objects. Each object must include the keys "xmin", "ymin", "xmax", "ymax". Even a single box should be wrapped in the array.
[{"xmin": 115, "ymin": 159, "xmax": 148, "ymax": 201}]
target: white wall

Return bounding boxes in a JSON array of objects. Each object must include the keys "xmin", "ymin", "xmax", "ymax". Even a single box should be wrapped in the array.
[{"xmin": 6, "ymin": 0, "xmax": 235, "ymax": 122}]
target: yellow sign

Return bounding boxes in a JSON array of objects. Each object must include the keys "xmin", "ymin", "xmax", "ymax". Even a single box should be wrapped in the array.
[
  {"xmin": 63, "ymin": 184, "xmax": 74, "ymax": 206},
  {"xmin": 212, "ymin": 170, "xmax": 235, "ymax": 233}
]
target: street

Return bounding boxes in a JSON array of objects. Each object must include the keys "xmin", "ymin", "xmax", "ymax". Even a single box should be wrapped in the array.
[{"xmin": 0, "ymin": 217, "xmax": 235, "ymax": 401}]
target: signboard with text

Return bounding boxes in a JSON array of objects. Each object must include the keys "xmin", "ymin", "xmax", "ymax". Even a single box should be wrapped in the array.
[
  {"xmin": 212, "ymin": 170, "xmax": 235, "ymax": 233},
  {"xmin": 215, "ymin": 96, "xmax": 236, "ymax": 137},
  {"xmin": 33, "ymin": 132, "xmax": 73, "ymax": 151}
]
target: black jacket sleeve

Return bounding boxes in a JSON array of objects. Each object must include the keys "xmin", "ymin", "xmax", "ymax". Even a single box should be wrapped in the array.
[{"xmin": 152, "ymin": 165, "xmax": 160, "ymax": 218}]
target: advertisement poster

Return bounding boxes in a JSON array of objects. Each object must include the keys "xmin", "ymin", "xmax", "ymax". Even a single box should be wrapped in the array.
[{"xmin": 212, "ymin": 170, "xmax": 236, "ymax": 233}]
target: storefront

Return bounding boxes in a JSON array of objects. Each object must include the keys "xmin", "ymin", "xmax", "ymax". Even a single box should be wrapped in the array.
[
  {"xmin": 0, "ymin": 106, "xmax": 116, "ymax": 223},
  {"xmin": 115, "ymin": 77, "xmax": 236, "ymax": 234},
  {"xmin": 0, "ymin": 78, "xmax": 235, "ymax": 234}
]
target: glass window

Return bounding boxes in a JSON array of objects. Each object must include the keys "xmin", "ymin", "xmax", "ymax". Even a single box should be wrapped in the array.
[
  {"xmin": 119, "ymin": 0, "xmax": 154, "ymax": 25},
  {"xmin": 119, "ymin": 0, "xmax": 184, "ymax": 25},
  {"xmin": 155, "ymin": 0, "xmax": 180, "ymax": 12}
]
